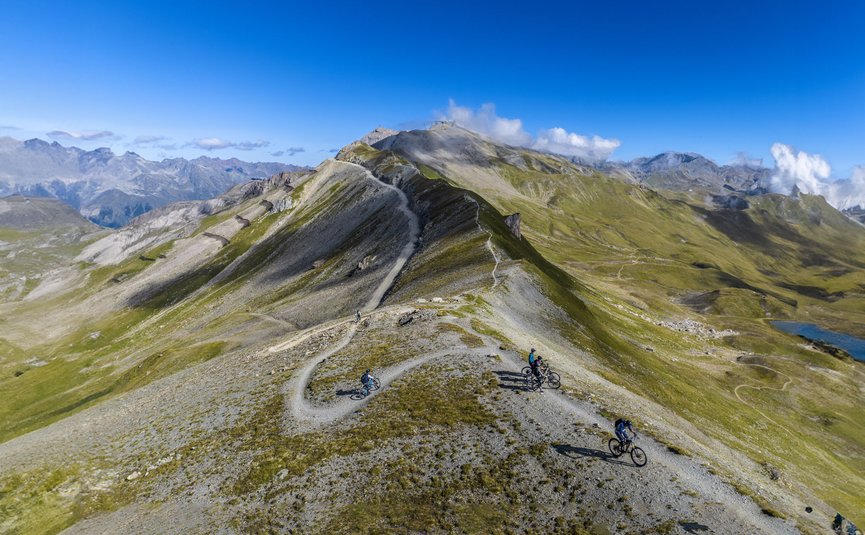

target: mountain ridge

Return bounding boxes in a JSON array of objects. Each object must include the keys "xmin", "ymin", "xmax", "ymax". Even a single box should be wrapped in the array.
[{"xmin": 0, "ymin": 136, "xmax": 304, "ymax": 227}]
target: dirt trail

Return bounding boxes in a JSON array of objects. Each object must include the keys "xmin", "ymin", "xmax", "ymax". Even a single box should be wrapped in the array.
[
  {"xmin": 244, "ymin": 312, "xmax": 296, "ymax": 329},
  {"xmin": 465, "ymin": 194, "xmax": 500, "ymax": 289},
  {"xmin": 276, "ymin": 172, "xmax": 795, "ymax": 532},
  {"xmin": 734, "ymin": 362, "xmax": 794, "ymax": 430},
  {"xmin": 336, "ymin": 160, "xmax": 421, "ymax": 313},
  {"xmin": 286, "ymin": 160, "xmax": 420, "ymax": 426},
  {"xmin": 283, "ymin": 309, "xmax": 796, "ymax": 534},
  {"xmin": 476, "ymin": 330, "xmax": 798, "ymax": 535},
  {"xmin": 291, "ymin": 344, "xmax": 493, "ymax": 425}
]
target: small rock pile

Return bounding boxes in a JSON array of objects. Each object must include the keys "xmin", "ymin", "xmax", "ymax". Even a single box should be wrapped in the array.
[{"xmin": 656, "ymin": 319, "xmax": 737, "ymax": 339}]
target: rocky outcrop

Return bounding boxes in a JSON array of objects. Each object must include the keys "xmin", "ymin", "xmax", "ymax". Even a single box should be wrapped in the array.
[
  {"xmin": 241, "ymin": 181, "xmax": 266, "ymax": 199},
  {"xmin": 504, "ymin": 213, "xmax": 522, "ymax": 239},
  {"xmin": 259, "ymin": 200, "xmax": 274, "ymax": 211},
  {"xmin": 360, "ymin": 127, "xmax": 398, "ymax": 146},
  {"xmin": 711, "ymin": 194, "xmax": 749, "ymax": 211},
  {"xmin": 269, "ymin": 171, "xmax": 295, "ymax": 188},
  {"xmin": 347, "ymin": 254, "xmax": 377, "ymax": 277},
  {"xmin": 202, "ymin": 232, "xmax": 230, "ymax": 247},
  {"xmin": 271, "ymin": 198, "xmax": 292, "ymax": 213},
  {"xmin": 234, "ymin": 215, "xmax": 250, "ymax": 228}
]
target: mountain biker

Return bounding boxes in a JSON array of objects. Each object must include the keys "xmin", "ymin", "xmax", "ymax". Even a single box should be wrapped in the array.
[
  {"xmin": 614, "ymin": 418, "xmax": 637, "ymax": 444},
  {"xmin": 360, "ymin": 369, "xmax": 372, "ymax": 394},
  {"xmin": 528, "ymin": 348, "xmax": 543, "ymax": 387},
  {"xmin": 355, "ymin": 309, "xmax": 361, "ymax": 323}
]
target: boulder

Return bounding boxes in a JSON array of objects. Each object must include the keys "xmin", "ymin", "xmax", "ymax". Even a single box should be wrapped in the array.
[{"xmin": 504, "ymin": 213, "xmax": 522, "ymax": 239}]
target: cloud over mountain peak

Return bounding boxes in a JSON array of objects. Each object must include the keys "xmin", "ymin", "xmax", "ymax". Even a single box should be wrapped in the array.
[{"xmin": 440, "ymin": 100, "xmax": 620, "ymax": 162}]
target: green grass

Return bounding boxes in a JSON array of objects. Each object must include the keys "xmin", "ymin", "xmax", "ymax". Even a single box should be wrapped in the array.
[
  {"xmin": 0, "ymin": 335, "xmax": 226, "ymax": 443},
  {"xmin": 233, "ymin": 364, "xmax": 496, "ymax": 495},
  {"xmin": 390, "ymin": 145, "xmax": 865, "ymax": 524}
]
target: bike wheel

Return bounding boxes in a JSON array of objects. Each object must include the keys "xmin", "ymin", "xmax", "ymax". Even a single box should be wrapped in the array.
[
  {"xmin": 608, "ymin": 438, "xmax": 623, "ymax": 457},
  {"xmin": 547, "ymin": 372, "xmax": 561, "ymax": 389},
  {"xmin": 631, "ymin": 447, "xmax": 647, "ymax": 467},
  {"xmin": 521, "ymin": 366, "xmax": 532, "ymax": 377},
  {"xmin": 370, "ymin": 378, "xmax": 381, "ymax": 391}
]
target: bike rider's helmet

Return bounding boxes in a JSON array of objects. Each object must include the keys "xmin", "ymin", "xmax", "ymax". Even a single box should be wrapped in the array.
[
  {"xmin": 365, "ymin": 369, "xmax": 370, "ymax": 374},
  {"xmin": 625, "ymin": 419, "xmax": 632, "ymax": 426},
  {"xmin": 531, "ymin": 348, "xmax": 535, "ymax": 352}
]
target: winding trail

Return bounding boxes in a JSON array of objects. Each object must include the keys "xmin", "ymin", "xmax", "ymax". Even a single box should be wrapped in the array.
[
  {"xmin": 733, "ymin": 362, "xmax": 793, "ymax": 431},
  {"xmin": 285, "ymin": 159, "xmax": 420, "ymax": 426},
  {"xmin": 273, "ymin": 161, "xmax": 795, "ymax": 533},
  {"xmin": 465, "ymin": 194, "xmax": 500, "ymax": 289}
]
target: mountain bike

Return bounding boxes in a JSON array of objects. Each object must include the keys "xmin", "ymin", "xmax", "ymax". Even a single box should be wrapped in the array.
[
  {"xmin": 608, "ymin": 436, "xmax": 647, "ymax": 467},
  {"xmin": 521, "ymin": 363, "xmax": 561, "ymax": 390}
]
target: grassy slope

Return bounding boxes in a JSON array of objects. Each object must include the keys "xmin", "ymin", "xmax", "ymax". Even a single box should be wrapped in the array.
[
  {"xmin": 401, "ymin": 145, "xmax": 865, "ymax": 524},
  {"xmin": 0, "ymin": 172, "xmax": 354, "ymax": 444}
]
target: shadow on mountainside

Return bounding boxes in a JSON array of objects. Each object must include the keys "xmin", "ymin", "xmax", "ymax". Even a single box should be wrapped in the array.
[
  {"xmin": 493, "ymin": 370, "xmax": 533, "ymax": 392},
  {"xmin": 552, "ymin": 443, "xmax": 636, "ymax": 467}
]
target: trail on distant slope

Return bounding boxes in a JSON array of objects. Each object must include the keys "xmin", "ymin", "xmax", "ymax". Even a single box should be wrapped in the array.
[
  {"xmin": 465, "ymin": 194, "xmax": 500, "ymax": 289},
  {"xmin": 244, "ymin": 312, "xmax": 296, "ymax": 329},
  {"xmin": 733, "ymin": 362, "xmax": 793, "ymax": 431},
  {"xmin": 285, "ymin": 160, "xmax": 420, "ymax": 425}
]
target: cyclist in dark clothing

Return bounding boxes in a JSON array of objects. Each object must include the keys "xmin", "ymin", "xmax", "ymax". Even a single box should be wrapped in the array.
[
  {"xmin": 528, "ymin": 348, "xmax": 542, "ymax": 385},
  {"xmin": 360, "ymin": 369, "xmax": 373, "ymax": 395},
  {"xmin": 615, "ymin": 418, "xmax": 637, "ymax": 444}
]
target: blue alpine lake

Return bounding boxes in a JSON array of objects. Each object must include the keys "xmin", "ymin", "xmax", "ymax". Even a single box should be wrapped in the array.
[{"xmin": 772, "ymin": 321, "xmax": 865, "ymax": 362}]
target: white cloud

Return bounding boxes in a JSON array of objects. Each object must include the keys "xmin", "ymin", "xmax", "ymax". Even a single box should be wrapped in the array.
[
  {"xmin": 188, "ymin": 138, "xmax": 270, "ymax": 151},
  {"xmin": 769, "ymin": 143, "xmax": 831, "ymax": 195},
  {"xmin": 235, "ymin": 140, "xmax": 270, "ymax": 151},
  {"xmin": 191, "ymin": 137, "xmax": 234, "ymax": 150},
  {"xmin": 731, "ymin": 152, "xmax": 763, "ymax": 168},
  {"xmin": 440, "ymin": 100, "xmax": 620, "ymax": 161},
  {"xmin": 441, "ymin": 100, "xmax": 531, "ymax": 146},
  {"xmin": 47, "ymin": 129, "xmax": 117, "ymax": 141},
  {"xmin": 825, "ymin": 166, "xmax": 865, "ymax": 210},
  {"xmin": 532, "ymin": 127, "xmax": 620, "ymax": 161},
  {"xmin": 132, "ymin": 135, "xmax": 169, "ymax": 145},
  {"xmin": 769, "ymin": 142, "xmax": 865, "ymax": 210}
]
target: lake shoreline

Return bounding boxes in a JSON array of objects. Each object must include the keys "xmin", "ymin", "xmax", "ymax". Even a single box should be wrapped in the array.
[{"xmin": 772, "ymin": 320, "xmax": 865, "ymax": 363}]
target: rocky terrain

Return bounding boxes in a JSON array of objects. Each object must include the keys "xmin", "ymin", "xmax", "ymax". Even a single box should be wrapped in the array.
[
  {"xmin": 0, "ymin": 126, "xmax": 863, "ymax": 534},
  {"xmin": 608, "ymin": 152, "xmax": 770, "ymax": 194}
]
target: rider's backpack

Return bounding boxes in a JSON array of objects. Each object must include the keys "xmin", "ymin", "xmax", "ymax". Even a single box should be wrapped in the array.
[{"xmin": 614, "ymin": 418, "xmax": 624, "ymax": 429}]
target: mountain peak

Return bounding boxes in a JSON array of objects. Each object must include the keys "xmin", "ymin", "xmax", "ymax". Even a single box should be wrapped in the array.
[{"xmin": 359, "ymin": 127, "xmax": 398, "ymax": 146}]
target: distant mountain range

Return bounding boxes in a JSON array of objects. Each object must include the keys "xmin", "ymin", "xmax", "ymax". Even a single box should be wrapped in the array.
[
  {"xmin": 610, "ymin": 151, "xmax": 771, "ymax": 194},
  {"xmin": 0, "ymin": 137, "xmax": 304, "ymax": 227}
]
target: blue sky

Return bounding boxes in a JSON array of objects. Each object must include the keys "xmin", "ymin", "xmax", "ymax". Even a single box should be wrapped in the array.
[{"xmin": 0, "ymin": 0, "xmax": 862, "ymax": 176}]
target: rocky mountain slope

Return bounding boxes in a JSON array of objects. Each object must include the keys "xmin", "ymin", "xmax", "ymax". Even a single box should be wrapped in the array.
[
  {"xmin": 0, "ymin": 196, "xmax": 104, "ymax": 301},
  {"xmin": 0, "ymin": 137, "xmax": 303, "ymax": 227},
  {"xmin": 611, "ymin": 151, "xmax": 770, "ymax": 194},
  {"xmin": 0, "ymin": 126, "xmax": 863, "ymax": 534}
]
